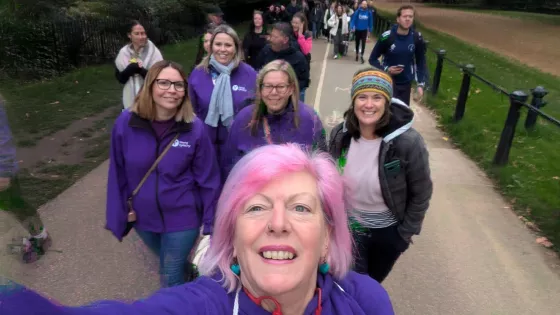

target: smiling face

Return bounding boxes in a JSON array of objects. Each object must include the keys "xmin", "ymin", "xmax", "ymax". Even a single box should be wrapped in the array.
[
  {"xmin": 212, "ymin": 33, "xmax": 236, "ymax": 65},
  {"xmin": 152, "ymin": 67, "xmax": 185, "ymax": 112},
  {"xmin": 291, "ymin": 17, "xmax": 303, "ymax": 33},
  {"xmin": 261, "ymin": 70, "xmax": 294, "ymax": 113},
  {"xmin": 353, "ymin": 91, "xmax": 387, "ymax": 129},
  {"xmin": 128, "ymin": 24, "xmax": 147, "ymax": 48},
  {"xmin": 233, "ymin": 171, "xmax": 329, "ymax": 296}
]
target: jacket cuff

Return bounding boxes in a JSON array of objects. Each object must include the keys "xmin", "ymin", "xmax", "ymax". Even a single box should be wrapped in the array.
[{"xmin": 202, "ymin": 224, "xmax": 213, "ymax": 235}]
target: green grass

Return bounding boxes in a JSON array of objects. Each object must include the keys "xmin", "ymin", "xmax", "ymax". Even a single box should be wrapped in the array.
[
  {"xmin": 2, "ymin": 22, "xmax": 249, "ymax": 209},
  {"xmin": 423, "ymin": 3, "xmax": 560, "ymax": 25},
  {"xmin": 376, "ymin": 10, "xmax": 560, "ymax": 249}
]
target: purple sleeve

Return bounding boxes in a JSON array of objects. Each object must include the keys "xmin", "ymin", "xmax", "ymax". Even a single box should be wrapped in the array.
[
  {"xmin": 1, "ymin": 277, "xmax": 229, "ymax": 315},
  {"xmin": 105, "ymin": 117, "xmax": 128, "ymax": 241},
  {"xmin": 0, "ymin": 101, "xmax": 17, "ymax": 178},
  {"xmin": 188, "ymin": 74, "xmax": 199, "ymax": 115},
  {"xmin": 193, "ymin": 122, "xmax": 221, "ymax": 235}
]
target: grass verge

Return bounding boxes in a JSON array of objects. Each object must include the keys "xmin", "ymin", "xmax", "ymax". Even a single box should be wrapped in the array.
[
  {"xmin": 2, "ymin": 22, "xmax": 248, "ymax": 209},
  {"xmin": 376, "ymin": 9, "xmax": 560, "ymax": 249},
  {"xmin": 422, "ymin": 4, "xmax": 560, "ymax": 25}
]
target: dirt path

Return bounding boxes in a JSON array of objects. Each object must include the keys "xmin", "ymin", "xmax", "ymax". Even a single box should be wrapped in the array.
[{"xmin": 374, "ymin": 2, "xmax": 560, "ymax": 77}]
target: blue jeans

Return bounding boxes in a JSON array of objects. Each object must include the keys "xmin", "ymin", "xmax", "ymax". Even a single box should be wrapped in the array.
[
  {"xmin": 136, "ymin": 228, "xmax": 199, "ymax": 287},
  {"xmin": 310, "ymin": 21, "xmax": 318, "ymax": 38},
  {"xmin": 300, "ymin": 88, "xmax": 307, "ymax": 103}
]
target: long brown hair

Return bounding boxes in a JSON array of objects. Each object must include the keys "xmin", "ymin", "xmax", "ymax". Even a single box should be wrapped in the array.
[
  {"xmin": 250, "ymin": 60, "xmax": 300, "ymax": 136},
  {"xmin": 131, "ymin": 60, "xmax": 195, "ymax": 123},
  {"xmin": 292, "ymin": 12, "xmax": 309, "ymax": 33}
]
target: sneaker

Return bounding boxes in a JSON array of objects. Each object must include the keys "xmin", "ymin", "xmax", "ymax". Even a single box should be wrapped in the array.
[
  {"xmin": 360, "ymin": 56, "xmax": 365, "ymax": 64},
  {"xmin": 334, "ymin": 54, "xmax": 339, "ymax": 59}
]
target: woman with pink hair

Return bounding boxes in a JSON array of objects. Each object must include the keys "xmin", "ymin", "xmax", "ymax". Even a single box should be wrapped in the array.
[{"xmin": 1, "ymin": 144, "xmax": 394, "ymax": 315}]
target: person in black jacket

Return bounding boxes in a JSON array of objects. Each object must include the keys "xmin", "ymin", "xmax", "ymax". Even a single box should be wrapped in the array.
[
  {"xmin": 191, "ymin": 5, "xmax": 226, "ymax": 75},
  {"xmin": 255, "ymin": 22, "xmax": 310, "ymax": 99},
  {"xmin": 243, "ymin": 11, "xmax": 268, "ymax": 69},
  {"xmin": 264, "ymin": 3, "xmax": 290, "ymax": 26}
]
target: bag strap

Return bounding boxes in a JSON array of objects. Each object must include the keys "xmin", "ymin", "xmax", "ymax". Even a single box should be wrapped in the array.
[{"xmin": 131, "ymin": 132, "xmax": 180, "ymax": 197}]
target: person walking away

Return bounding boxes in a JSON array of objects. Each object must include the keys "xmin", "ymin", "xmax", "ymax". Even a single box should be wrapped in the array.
[
  {"xmin": 309, "ymin": 0, "xmax": 324, "ymax": 39},
  {"xmin": 222, "ymin": 60, "xmax": 327, "ymax": 177},
  {"xmin": 106, "ymin": 60, "xmax": 221, "ymax": 288},
  {"xmin": 191, "ymin": 23, "xmax": 217, "ymax": 74},
  {"xmin": 3, "ymin": 144, "xmax": 395, "ymax": 315},
  {"xmin": 188, "ymin": 25, "xmax": 258, "ymax": 177},
  {"xmin": 328, "ymin": 4, "xmax": 349, "ymax": 59},
  {"xmin": 243, "ymin": 11, "xmax": 268, "ymax": 69},
  {"xmin": 368, "ymin": 5, "xmax": 426, "ymax": 106},
  {"xmin": 350, "ymin": 0, "xmax": 373, "ymax": 64},
  {"xmin": 323, "ymin": 1, "xmax": 336, "ymax": 42},
  {"xmin": 286, "ymin": 0, "xmax": 302, "ymax": 20},
  {"xmin": 115, "ymin": 20, "xmax": 163, "ymax": 110},
  {"xmin": 255, "ymin": 22, "xmax": 310, "ymax": 107},
  {"xmin": 291, "ymin": 12, "xmax": 313, "ymax": 101},
  {"xmin": 0, "ymin": 100, "xmax": 50, "ymax": 263},
  {"xmin": 329, "ymin": 68, "xmax": 433, "ymax": 283}
]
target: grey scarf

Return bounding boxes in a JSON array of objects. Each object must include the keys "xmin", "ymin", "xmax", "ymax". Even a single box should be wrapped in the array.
[{"xmin": 205, "ymin": 55, "xmax": 235, "ymax": 128}]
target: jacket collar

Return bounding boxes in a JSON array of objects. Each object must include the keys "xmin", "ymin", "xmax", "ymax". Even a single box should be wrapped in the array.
[{"xmin": 128, "ymin": 111, "xmax": 193, "ymax": 133}]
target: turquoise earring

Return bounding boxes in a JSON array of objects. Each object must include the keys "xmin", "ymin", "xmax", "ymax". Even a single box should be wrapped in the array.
[
  {"xmin": 319, "ymin": 262, "xmax": 330, "ymax": 275},
  {"xmin": 231, "ymin": 263, "xmax": 241, "ymax": 275}
]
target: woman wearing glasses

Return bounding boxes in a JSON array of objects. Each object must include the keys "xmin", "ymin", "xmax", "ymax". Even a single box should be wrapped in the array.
[
  {"xmin": 222, "ymin": 60, "xmax": 327, "ymax": 178},
  {"xmin": 188, "ymin": 25, "xmax": 258, "ymax": 178},
  {"xmin": 106, "ymin": 60, "xmax": 221, "ymax": 288}
]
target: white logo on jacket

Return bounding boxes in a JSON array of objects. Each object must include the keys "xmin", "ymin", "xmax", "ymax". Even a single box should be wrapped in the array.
[
  {"xmin": 232, "ymin": 85, "xmax": 247, "ymax": 92},
  {"xmin": 172, "ymin": 140, "xmax": 191, "ymax": 148}
]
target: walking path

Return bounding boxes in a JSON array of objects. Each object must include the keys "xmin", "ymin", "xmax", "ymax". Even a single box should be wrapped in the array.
[
  {"xmin": 374, "ymin": 1, "xmax": 560, "ymax": 76},
  {"xmin": 1, "ymin": 40, "xmax": 560, "ymax": 313}
]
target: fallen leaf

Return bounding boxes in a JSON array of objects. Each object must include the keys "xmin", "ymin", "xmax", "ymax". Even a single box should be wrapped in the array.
[
  {"xmin": 442, "ymin": 137, "xmax": 449, "ymax": 141},
  {"xmin": 553, "ymin": 176, "xmax": 559, "ymax": 180},
  {"xmin": 75, "ymin": 81, "xmax": 79, "ymax": 84},
  {"xmin": 86, "ymin": 91, "xmax": 90, "ymax": 94},
  {"xmin": 503, "ymin": 206, "xmax": 510, "ymax": 209},
  {"xmin": 50, "ymin": 101, "xmax": 59, "ymax": 105},
  {"xmin": 536, "ymin": 237, "xmax": 553, "ymax": 248},
  {"xmin": 452, "ymin": 97, "xmax": 457, "ymax": 101},
  {"xmin": 475, "ymin": 88, "xmax": 481, "ymax": 94}
]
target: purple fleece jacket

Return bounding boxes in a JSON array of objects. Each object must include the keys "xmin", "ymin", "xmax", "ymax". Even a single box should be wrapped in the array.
[
  {"xmin": 0, "ymin": 272, "xmax": 394, "ymax": 315},
  {"xmin": 105, "ymin": 111, "xmax": 221, "ymax": 239},
  {"xmin": 187, "ymin": 62, "xmax": 258, "ymax": 167}
]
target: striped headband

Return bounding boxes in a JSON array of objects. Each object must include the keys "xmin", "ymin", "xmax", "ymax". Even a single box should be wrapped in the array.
[{"xmin": 351, "ymin": 70, "xmax": 393, "ymax": 102}]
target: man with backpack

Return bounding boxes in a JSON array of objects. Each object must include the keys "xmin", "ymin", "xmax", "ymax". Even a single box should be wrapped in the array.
[{"xmin": 368, "ymin": 5, "xmax": 426, "ymax": 106}]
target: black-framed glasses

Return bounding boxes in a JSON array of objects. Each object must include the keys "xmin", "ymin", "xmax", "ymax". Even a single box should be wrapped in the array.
[
  {"xmin": 155, "ymin": 79, "xmax": 186, "ymax": 92},
  {"xmin": 261, "ymin": 84, "xmax": 289, "ymax": 94}
]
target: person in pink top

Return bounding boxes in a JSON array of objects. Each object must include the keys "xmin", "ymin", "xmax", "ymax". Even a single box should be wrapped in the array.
[{"xmin": 291, "ymin": 12, "xmax": 313, "ymax": 56}]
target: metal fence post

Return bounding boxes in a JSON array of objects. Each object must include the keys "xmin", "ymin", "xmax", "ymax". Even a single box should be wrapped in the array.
[
  {"xmin": 454, "ymin": 64, "xmax": 475, "ymax": 122},
  {"xmin": 432, "ymin": 49, "xmax": 446, "ymax": 96},
  {"xmin": 524, "ymin": 86, "xmax": 548, "ymax": 130},
  {"xmin": 493, "ymin": 91, "xmax": 529, "ymax": 166}
]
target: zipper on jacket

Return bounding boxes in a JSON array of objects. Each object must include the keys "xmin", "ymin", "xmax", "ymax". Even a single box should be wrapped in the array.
[{"xmin": 154, "ymin": 138, "xmax": 166, "ymax": 232}]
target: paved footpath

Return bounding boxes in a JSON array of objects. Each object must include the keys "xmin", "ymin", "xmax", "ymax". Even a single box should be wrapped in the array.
[{"xmin": 2, "ymin": 40, "xmax": 560, "ymax": 313}]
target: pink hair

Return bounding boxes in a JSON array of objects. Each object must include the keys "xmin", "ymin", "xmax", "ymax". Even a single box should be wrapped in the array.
[{"xmin": 198, "ymin": 143, "xmax": 353, "ymax": 293}]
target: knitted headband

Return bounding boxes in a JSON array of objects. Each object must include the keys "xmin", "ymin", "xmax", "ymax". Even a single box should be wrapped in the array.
[{"xmin": 351, "ymin": 69, "xmax": 393, "ymax": 102}]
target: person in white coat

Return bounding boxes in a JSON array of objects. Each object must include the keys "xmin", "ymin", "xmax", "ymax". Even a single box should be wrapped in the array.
[
  {"xmin": 328, "ymin": 4, "xmax": 349, "ymax": 59},
  {"xmin": 115, "ymin": 20, "xmax": 164, "ymax": 110}
]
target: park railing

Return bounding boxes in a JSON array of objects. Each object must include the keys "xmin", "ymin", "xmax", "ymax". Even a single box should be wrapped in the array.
[{"xmin": 372, "ymin": 12, "xmax": 560, "ymax": 167}]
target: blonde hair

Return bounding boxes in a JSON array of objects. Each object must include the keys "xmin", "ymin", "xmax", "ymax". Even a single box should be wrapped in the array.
[
  {"xmin": 131, "ymin": 60, "xmax": 195, "ymax": 123},
  {"xmin": 250, "ymin": 60, "xmax": 300, "ymax": 136},
  {"xmin": 198, "ymin": 24, "xmax": 243, "ymax": 72}
]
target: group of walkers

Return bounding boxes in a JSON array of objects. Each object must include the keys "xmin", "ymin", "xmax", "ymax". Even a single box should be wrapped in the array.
[{"xmin": 1, "ymin": 2, "xmax": 433, "ymax": 315}]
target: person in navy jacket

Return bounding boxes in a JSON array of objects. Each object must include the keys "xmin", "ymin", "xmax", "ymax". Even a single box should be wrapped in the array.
[
  {"xmin": 368, "ymin": 5, "xmax": 426, "ymax": 106},
  {"xmin": 106, "ymin": 60, "xmax": 221, "ymax": 288}
]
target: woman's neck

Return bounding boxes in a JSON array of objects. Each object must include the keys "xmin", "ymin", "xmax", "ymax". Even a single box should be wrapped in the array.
[
  {"xmin": 155, "ymin": 107, "xmax": 176, "ymax": 121},
  {"xmin": 360, "ymin": 125, "xmax": 378, "ymax": 140},
  {"xmin": 254, "ymin": 26, "xmax": 263, "ymax": 33}
]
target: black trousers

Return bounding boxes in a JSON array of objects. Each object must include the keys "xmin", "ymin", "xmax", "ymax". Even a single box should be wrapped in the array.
[
  {"xmin": 393, "ymin": 81, "xmax": 412, "ymax": 106},
  {"xmin": 354, "ymin": 30, "xmax": 368, "ymax": 56},
  {"xmin": 353, "ymin": 225, "xmax": 410, "ymax": 283}
]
